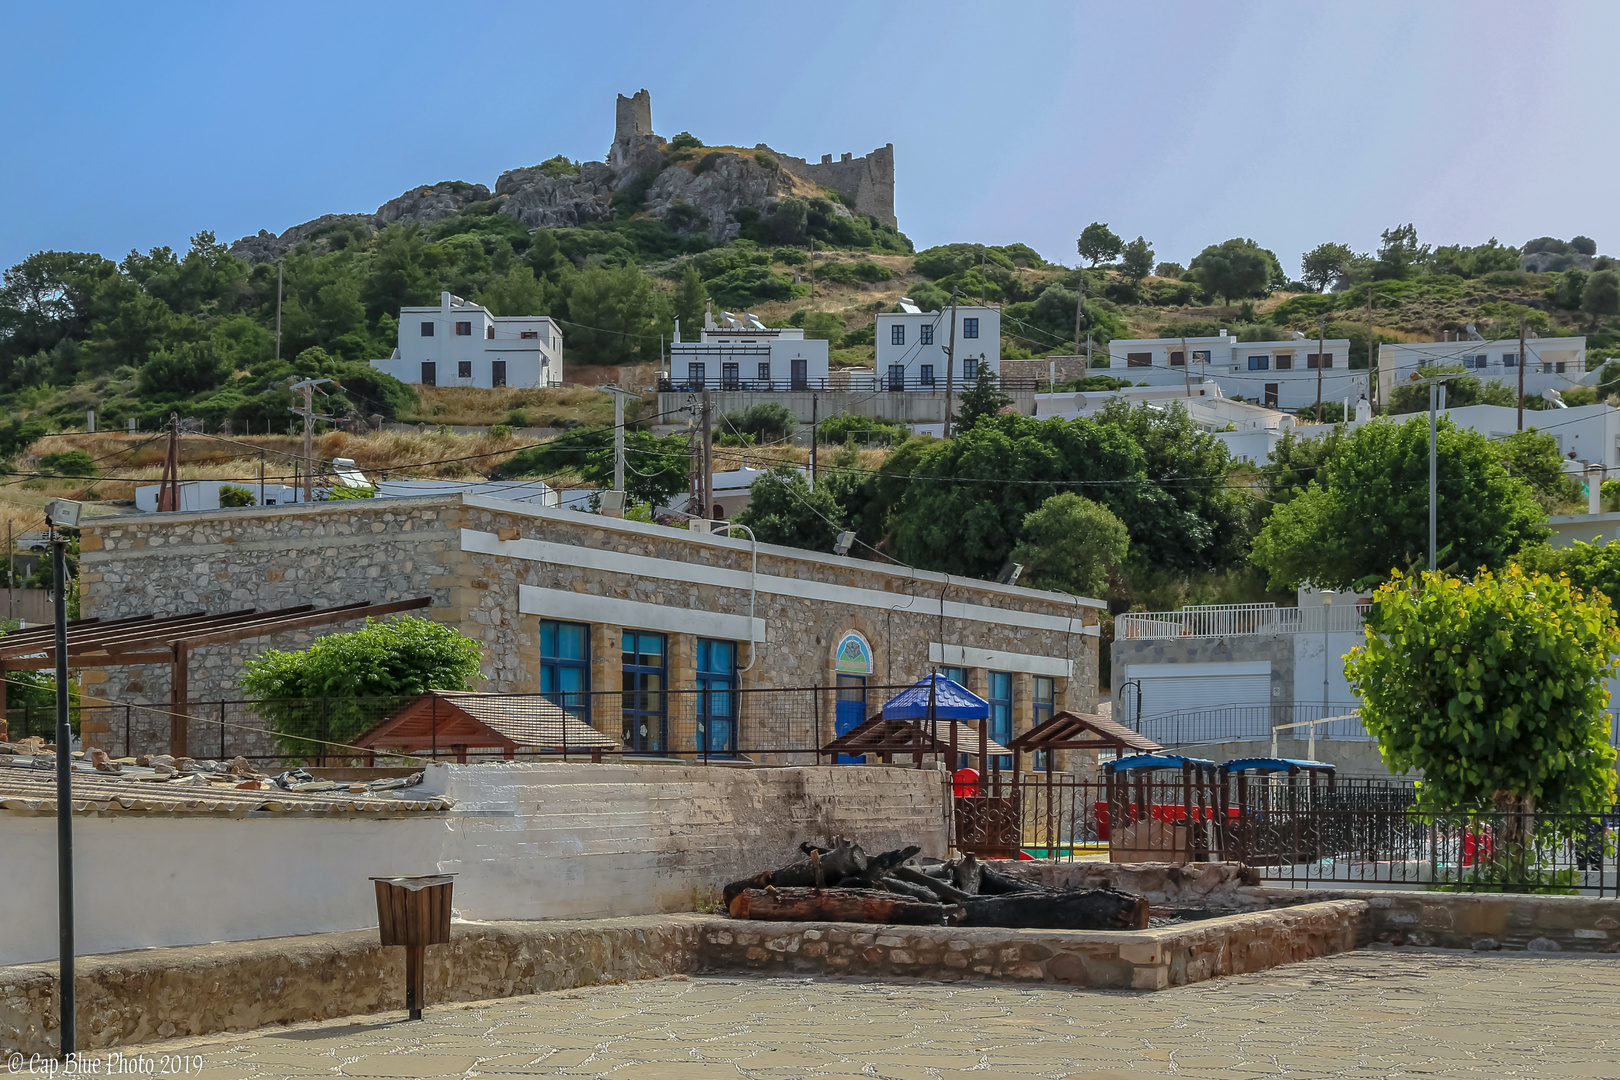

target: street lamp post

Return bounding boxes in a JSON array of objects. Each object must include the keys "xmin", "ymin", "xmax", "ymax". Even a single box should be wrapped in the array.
[
  {"xmin": 1320, "ymin": 590, "xmax": 1336, "ymax": 734},
  {"xmin": 1407, "ymin": 370, "xmax": 1466, "ymax": 572}
]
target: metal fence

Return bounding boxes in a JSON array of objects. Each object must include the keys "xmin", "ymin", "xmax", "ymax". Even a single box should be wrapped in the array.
[
  {"xmin": 656, "ymin": 375, "xmax": 1041, "ymax": 395},
  {"xmin": 1116, "ymin": 602, "xmax": 1373, "ymax": 640},
  {"xmin": 5, "ymin": 684, "xmax": 942, "ymax": 765},
  {"xmin": 1133, "ymin": 703, "xmax": 1372, "ymax": 748}
]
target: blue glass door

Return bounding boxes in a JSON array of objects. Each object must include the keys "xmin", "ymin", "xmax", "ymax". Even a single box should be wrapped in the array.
[
  {"xmin": 696, "ymin": 638, "xmax": 737, "ymax": 756},
  {"xmin": 621, "ymin": 631, "xmax": 667, "ymax": 753}
]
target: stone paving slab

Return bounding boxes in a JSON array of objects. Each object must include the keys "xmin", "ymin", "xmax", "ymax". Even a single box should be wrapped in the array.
[{"xmin": 121, "ymin": 949, "xmax": 1620, "ymax": 1079}]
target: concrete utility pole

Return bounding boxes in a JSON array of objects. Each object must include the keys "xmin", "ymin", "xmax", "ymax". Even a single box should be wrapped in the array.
[
  {"xmin": 604, "ymin": 385, "xmax": 637, "ymax": 494},
  {"xmin": 290, "ymin": 378, "xmax": 333, "ymax": 504},
  {"xmin": 809, "ymin": 393, "xmax": 819, "ymax": 490},
  {"xmin": 1073, "ymin": 273, "xmax": 1086, "ymax": 376},
  {"xmin": 943, "ymin": 289, "xmax": 959, "ymax": 439},
  {"xmin": 808, "ymin": 238, "xmax": 815, "ymax": 299},
  {"xmin": 1366, "ymin": 287, "xmax": 1376, "ymax": 412},
  {"xmin": 700, "ymin": 387, "xmax": 713, "ymax": 520},
  {"xmin": 275, "ymin": 261, "xmax": 284, "ymax": 362},
  {"xmin": 1315, "ymin": 316, "xmax": 1327, "ymax": 422},
  {"xmin": 1517, "ymin": 316, "xmax": 1527, "ymax": 432},
  {"xmin": 1429, "ymin": 378, "xmax": 1438, "ymax": 569},
  {"xmin": 1180, "ymin": 333, "xmax": 1192, "ymax": 396}
]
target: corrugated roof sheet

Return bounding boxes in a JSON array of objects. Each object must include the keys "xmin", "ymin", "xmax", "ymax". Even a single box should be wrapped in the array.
[{"xmin": 0, "ymin": 768, "xmax": 453, "ymax": 815}]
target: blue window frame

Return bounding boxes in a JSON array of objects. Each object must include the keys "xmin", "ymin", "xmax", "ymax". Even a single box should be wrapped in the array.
[
  {"xmin": 891, "ymin": 323, "xmax": 906, "ymax": 345},
  {"xmin": 963, "ymin": 359, "xmax": 980, "ymax": 382},
  {"xmin": 888, "ymin": 363, "xmax": 906, "ymax": 389},
  {"xmin": 1032, "ymin": 675, "xmax": 1054, "ymax": 771},
  {"xmin": 920, "ymin": 364, "xmax": 935, "ymax": 386},
  {"xmin": 540, "ymin": 620, "xmax": 591, "ymax": 720},
  {"xmin": 621, "ymin": 631, "xmax": 667, "ymax": 753},
  {"xmin": 920, "ymin": 325, "xmax": 934, "ymax": 345},
  {"xmin": 988, "ymin": 670, "xmax": 1013, "ymax": 770},
  {"xmin": 687, "ymin": 362, "xmax": 706, "ymax": 386},
  {"xmin": 1248, "ymin": 355, "xmax": 1269, "ymax": 371},
  {"xmin": 420, "ymin": 321, "xmax": 434, "ymax": 337},
  {"xmin": 962, "ymin": 317, "xmax": 979, "ymax": 339},
  {"xmin": 757, "ymin": 361, "xmax": 771, "ymax": 381},
  {"xmin": 695, "ymin": 638, "xmax": 737, "ymax": 756},
  {"xmin": 1502, "ymin": 352, "xmax": 1518, "ymax": 368}
]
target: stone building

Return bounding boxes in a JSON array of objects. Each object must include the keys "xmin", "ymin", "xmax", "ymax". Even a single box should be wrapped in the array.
[{"xmin": 78, "ymin": 495, "xmax": 1102, "ymax": 766}]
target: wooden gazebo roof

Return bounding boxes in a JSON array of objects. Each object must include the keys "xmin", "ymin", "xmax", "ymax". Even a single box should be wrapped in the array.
[
  {"xmin": 1005, "ymin": 710, "xmax": 1162, "ymax": 756},
  {"xmin": 822, "ymin": 713, "xmax": 1011, "ymax": 759},
  {"xmin": 352, "ymin": 690, "xmax": 620, "ymax": 763},
  {"xmin": 0, "ymin": 597, "xmax": 431, "ymax": 756}
]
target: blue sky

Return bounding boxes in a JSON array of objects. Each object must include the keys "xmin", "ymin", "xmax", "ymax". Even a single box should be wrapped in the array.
[{"xmin": 3, "ymin": 1, "xmax": 1617, "ymax": 273}]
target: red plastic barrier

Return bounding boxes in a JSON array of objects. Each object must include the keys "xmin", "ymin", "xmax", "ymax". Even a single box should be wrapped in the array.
[{"xmin": 1462, "ymin": 828, "xmax": 1494, "ymax": 867}]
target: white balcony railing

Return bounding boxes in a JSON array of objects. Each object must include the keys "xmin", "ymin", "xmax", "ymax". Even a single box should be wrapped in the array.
[{"xmin": 1116, "ymin": 602, "xmax": 1373, "ymax": 640}]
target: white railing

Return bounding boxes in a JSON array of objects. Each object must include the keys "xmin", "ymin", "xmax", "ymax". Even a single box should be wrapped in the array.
[{"xmin": 1117, "ymin": 602, "xmax": 1372, "ymax": 640}]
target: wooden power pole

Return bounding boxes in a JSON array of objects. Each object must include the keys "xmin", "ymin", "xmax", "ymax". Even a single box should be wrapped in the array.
[
  {"xmin": 289, "ymin": 377, "xmax": 332, "ymax": 504},
  {"xmin": 943, "ymin": 289, "xmax": 959, "ymax": 439},
  {"xmin": 156, "ymin": 412, "xmax": 180, "ymax": 511},
  {"xmin": 1517, "ymin": 316, "xmax": 1527, "ymax": 432}
]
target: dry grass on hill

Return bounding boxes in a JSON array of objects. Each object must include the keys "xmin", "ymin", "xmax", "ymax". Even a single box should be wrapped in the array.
[{"xmin": 399, "ymin": 384, "xmax": 618, "ymax": 427}]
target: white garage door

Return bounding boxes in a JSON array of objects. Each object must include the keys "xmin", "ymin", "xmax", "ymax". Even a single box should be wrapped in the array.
[{"xmin": 1125, "ymin": 662, "xmax": 1273, "ymax": 744}]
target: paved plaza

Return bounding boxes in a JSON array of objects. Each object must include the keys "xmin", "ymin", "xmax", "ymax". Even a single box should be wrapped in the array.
[{"xmin": 137, "ymin": 950, "xmax": 1619, "ymax": 1079}]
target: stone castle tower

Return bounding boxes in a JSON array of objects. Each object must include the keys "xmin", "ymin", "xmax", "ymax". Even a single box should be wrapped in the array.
[{"xmin": 609, "ymin": 90, "xmax": 657, "ymax": 169}]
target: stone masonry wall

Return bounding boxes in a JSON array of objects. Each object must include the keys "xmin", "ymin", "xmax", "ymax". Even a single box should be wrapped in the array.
[{"xmin": 79, "ymin": 496, "xmax": 1100, "ymax": 761}]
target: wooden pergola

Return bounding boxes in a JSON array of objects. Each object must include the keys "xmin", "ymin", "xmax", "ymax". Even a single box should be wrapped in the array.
[
  {"xmin": 821, "ymin": 712, "xmax": 1011, "ymax": 767},
  {"xmin": 1004, "ymin": 710, "xmax": 1163, "ymax": 780},
  {"xmin": 0, "ymin": 597, "xmax": 431, "ymax": 756}
]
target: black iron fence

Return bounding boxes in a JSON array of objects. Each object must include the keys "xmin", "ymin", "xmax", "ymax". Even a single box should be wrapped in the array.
[
  {"xmin": 1128, "ymin": 702, "xmax": 1620, "ymax": 751},
  {"xmin": 657, "ymin": 375, "xmax": 1041, "ymax": 395}
]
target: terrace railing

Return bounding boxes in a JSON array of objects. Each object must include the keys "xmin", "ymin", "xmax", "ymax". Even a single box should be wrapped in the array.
[{"xmin": 1117, "ymin": 602, "xmax": 1373, "ymax": 640}]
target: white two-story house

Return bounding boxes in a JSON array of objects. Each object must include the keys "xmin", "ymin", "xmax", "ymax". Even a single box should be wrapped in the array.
[
  {"xmin": 1376, "ymin": 332, "xmax": 1591, "ymax": 409},
  {"xmin": 1103, "ymin": 331, "xmax": 1364, "ymax": 412},
  {"xmin": 874, "ymin": 303, "xmax": 1001, "ymax": 391},
  {"xmin": 663, "ymin": 311, "xmax": 830, "ymax": 391},
  {"xmin": 370, "ymin": 292, "xmax": 563, "ymax": 389}
]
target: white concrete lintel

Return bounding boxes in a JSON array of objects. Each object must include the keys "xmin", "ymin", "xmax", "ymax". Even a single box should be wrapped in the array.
[
  {"xmin": 518, "ymin": 584, "xmax": 765, "ymax": 642},
  {"xmin": 928, "ymin": 642, "xmax": 1077, "ymax": 678}
]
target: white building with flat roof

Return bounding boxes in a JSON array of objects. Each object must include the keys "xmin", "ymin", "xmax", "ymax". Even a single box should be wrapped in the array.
[
  {"xmin": 1376, "ymin": 332, "xmax": 1591, "ymax": 408},
  {"xmin": 663, "ymin": 310, "xmax": 829, "ymax": 391},
  {"xmin": 1102, "ymin": 330, "xmax": 1362, "ymax": 412},
  {"xmin": 874, "ymin": 303, "xmax": 1001, "ymax": 391},
  {"xmin": 370, "ymin": 292, "xmax": 562, "ymax": 389}
]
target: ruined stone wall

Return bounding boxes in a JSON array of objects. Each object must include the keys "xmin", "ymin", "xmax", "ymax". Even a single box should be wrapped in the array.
[
  {"xmin": 775, "ymin": 144, "xmax": 897, "ymax": 228},
  {"xmin": 79, "ymin": 496, "xmax": 1100, "ymax": 758},
  {"xmin": 614, "ymin": 89, "xmax": 654, "ymax": 141}
]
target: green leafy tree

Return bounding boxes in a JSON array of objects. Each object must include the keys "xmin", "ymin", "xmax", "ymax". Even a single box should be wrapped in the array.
[
  {"xmin": 1250, "ymin": 416, "xmax": 1549, "ymax": 590},
  {"xmin": 1346, "ymin": 566, "xmax": 1619, "ymax": 814},
  {"xmin": 1189, "ymin": 238, "xmax": 1282, "ymax": 304},
  {"xmin": 721, "ymin": 402, "xmax": 795, "ymax": 444},
  {"xmin": 138, "ymin": 340, "xmax": 230, "ymax": 395},
  {"xmin": 218, "ymin": 484, "xmax": 256, "ymax": 507},
  {"xmin": 1076, "ymin": 223, "xmax": 1123, "ymax": 267},
  {"xmin": 953, "ymin": 368, "xmax": 1014, "ymax": 431},
  {"xmin": 474, "ymin": 265, "xmax": 550, "ymax": 317},
  {"xmin": 1553, "ymin": 268, "xmax": 1588, "ymax": 311},
  {"xmin": 1300, "ymin": 242, "xmax": 1358, "ymax": 292},
  {"xmin": 38, "ymin": 449, "xmax": 96, "ymax": 477},
  {"xmin": 1372, "ymin": 223, "xmax": 1429, "ymax": 281},
  {"xmin": 668, "ymin": 131, "xmax": 704, "ymax": 149},
  {"xmin": 1153, "ymin": 262, "xmax": 1185, "ymax": 279},
  {"xmin": 733, "ymin": 465, "xmax": 843, "ymax": 551},
  {"xmin": 240, "ymin": 616, "xmax": 483, "ymax": 761},
  {"xmin": 1009, "ymin": 493, "xmax": 1130, "ymax": 597},
  {"xmin": 1502, "ymin": 429, "xmax": 1582, "ymax": 508},
  {"xmin": 564, "ymin": 264, "xmax": 670, "ymax": 366},
  {"xmin": 1119, "ymin": 236, "xmax": 1154, "ymax": 282},
  {"xmin": 1580, "ymin": 268, "xmax": 1620, "ymax": 328},
  {"xmin": 799, "ymin": 311, "xmax": 845, "ymax": 347},
  {"xmin": 361, "ymin": 224, "xmax": 441, "ymax": 323},
  {"xmin": 672, "ymin": 265, "xmax": 705, "ymax": 341}
]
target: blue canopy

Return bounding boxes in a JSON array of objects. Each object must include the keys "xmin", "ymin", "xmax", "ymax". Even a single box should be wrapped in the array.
[
  {"xmin": 882, "ymin": 674, "xmax": 988, "ymax": 721},
  {"xmin": 1221, "ymin": 757, "xmax": 1336, "ymax": 774},
  {"xmin": 1109, "ymin": 753, "xmax": 1217, "ymax": 774}
]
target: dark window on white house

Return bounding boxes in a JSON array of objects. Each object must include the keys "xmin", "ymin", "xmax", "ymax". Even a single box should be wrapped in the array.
[
  {"xmin": 891, "ymin": 324, "xmax": 906, "ymax": 345},
  {"xmin": 491, "ymin": 360, "xmax": 506, "ymax": 387},
  {"xmin": 456, "ymin": 321, "xmax": 472, "ymax": 336},
  {"xmin": 420, "ymin": 362, "xmax": 436, "ymax": 386},
  {"xmin": 457, "ymin": 360, "xmax": 473, "ymax": 378},
  {"xmin": 962, "ymin": 318, "xmax": 979, "ymax": 339},
  {"xmin": 520, "ymin": 330, "xmax": 539, "ymax": 340},
  {"xmin": 920, "ymin": 325, "xmax": 934, "ymax": 345},
  {"xmin": 420, "ymin": 322, "xmax": 434, "ymax": 337}
]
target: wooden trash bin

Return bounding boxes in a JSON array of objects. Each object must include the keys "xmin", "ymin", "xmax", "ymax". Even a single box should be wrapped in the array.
[{"xmin": 372, "ymin": 874, "xmax": 454, "ymax": 1020}]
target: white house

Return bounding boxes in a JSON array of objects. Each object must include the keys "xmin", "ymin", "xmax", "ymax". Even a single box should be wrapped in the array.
[
  {"xmin": 1102, "ymin": 330, "xmax": 1363, "ymax": 412},
  {"xmin": 1376, "ymin": 331, "xmax": 1591, "ymax": 408},
  {"xmin": 664, "ymin": 311, "xmax": 829, "ymax": 391},
  {"xmin": 370, "ymin": 292, "xmax": 563, "ymax": 389},
  {"xmin": 874, "ymin": 303, "xmax": 1001, "ymax": 391}
]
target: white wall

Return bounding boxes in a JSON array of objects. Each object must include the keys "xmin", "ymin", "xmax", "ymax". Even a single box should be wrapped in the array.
[
  {"xmin": 1377, "ymin": 337, "xmax": 1589, "ymax": 408},
  {"xmin": 373, "ymin": 292, "xmax": 561, "ymax": 388},
  {"xmin": 668, "ymin": 334, "xmax": 830, "ymax": 389},
  {"xmin": 0, "ymin": 762, "xmax": 947, "ymax": 967}
]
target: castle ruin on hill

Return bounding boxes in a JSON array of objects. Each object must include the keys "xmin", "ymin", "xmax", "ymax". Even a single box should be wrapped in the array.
[
  {"xmin": 609, "ymin": 89, "xmax": 896, "ymax": 229},
  {"xmin": 232, "ymin": 88, "xmax": 897, "ymax": 261}
]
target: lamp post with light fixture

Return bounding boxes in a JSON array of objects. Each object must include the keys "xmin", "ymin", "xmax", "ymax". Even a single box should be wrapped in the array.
[
  {"xmin": 45, "ymin": 498, "xmax": 81, "ymax": 1060},
  {"xmin": 1407, "ymin": 369, "xmax": 1466, "ymax": 571}
]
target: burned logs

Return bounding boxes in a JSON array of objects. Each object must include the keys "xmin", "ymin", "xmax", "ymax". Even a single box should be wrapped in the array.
[{"xmin": 722, "ymin": 840, "xmax": 1147, "ymax": 931}]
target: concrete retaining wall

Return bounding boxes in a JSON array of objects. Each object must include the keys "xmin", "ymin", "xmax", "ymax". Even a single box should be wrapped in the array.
[
  {"xmin": 0, "ymin": 762, "xmax": 946, "ymax": 967},
  {"xmin": 1256, "ymin": 887, "xmax": 1620, "ymax": 953}
]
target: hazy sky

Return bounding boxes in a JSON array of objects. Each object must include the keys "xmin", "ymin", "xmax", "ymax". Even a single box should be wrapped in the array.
[{"xmin": 4, "ymin": 1, "xmax": 1617, "ymax": 273}]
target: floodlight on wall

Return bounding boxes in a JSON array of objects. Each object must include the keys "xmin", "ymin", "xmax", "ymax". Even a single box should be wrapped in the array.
[
  {"xmin": 997, "ymin": 561, "xmax": 1024, "ymax": 586},
  {"xmin": 599, "ymin": 490, "xmax": 626, "ymax": 517},
  {"xmin": 833, "ymin": 531, "xmax": 856, "ymax": 556},
  {"xmin": 45, "ymin": 499, "xmax": 82, "ymax": 530}
]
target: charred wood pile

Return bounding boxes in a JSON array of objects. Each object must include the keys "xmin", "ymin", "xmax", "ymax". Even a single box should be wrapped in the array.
[{"xmin": 723, "ymin": 839, "xmax": 1147, "ymax": 931}]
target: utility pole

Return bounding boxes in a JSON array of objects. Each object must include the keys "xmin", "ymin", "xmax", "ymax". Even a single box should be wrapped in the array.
[
  {"xmin": 1073, "ymin": 274, "xmax": 1085, "ymax": 363},
  {"xmin": 942, "ymin": 289, "xmax": 959, "ymax": 439},
  {"xmin": 1366, "ymin": 287, "xmax": 1376, "ymax": 412},
  {"xmin": 808, "ymin": 238, "xmax": 815, "ymax": 299},
  {"xmin": 44, "ymin": 503, "xmax": 75, "ymax": 1062},
  {"xmin": 156, "ymin": 412, "xmax": 180, "ymax": 512},
  {"xmin": 1315, "ymin": 315, "xmax": 1327, "ymax": 423},
  {"xmin": 1517, "ymin": 315, "xmax": 1527, "ymax": 432},
  {"xmin": 1180, "ymin": 333, "xmax": 1191, "ymax": 396},
  {"xmin": 1429, "ymin": 378, "xmax": 1438, "ymax": 570},
  {"xmin": 275, "ymin": 261, "xmax": 284, "ymax": 362},
  {"xmin": 289, "ymin": 378, "xmax": 333, "ymax": 504},
  {"xmin": 604, "ymin": 385, "xmax": 636, "ymax": 494},
  {"xmin": 700, "ymin": 387, "xmax": 713, "ymax": 520},
  {"xmin": 809, "ymin": 393, "xmax": 819, "ymax": 490}
]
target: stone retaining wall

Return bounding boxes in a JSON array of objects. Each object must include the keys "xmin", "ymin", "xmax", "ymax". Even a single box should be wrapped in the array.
[{"xmin": 1255, "ymin": 887, "xmax": 1620, "ymax": 953}]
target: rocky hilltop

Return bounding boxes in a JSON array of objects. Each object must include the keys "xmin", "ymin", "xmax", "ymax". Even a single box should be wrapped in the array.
[{"xmin": 231, "ymin": 90, "xmax": 895, "ymax": 263}]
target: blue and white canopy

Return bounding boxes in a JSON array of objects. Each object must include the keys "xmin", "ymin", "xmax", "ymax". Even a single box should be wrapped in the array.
[{"xmin": 881, "ymin": 674, "xmax": 989, "ymax": 721}]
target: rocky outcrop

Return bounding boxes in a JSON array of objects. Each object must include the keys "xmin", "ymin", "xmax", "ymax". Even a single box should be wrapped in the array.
[
  {"xmin": 495, "ymin": 162, "xmax": 618, "ymax": 229},
  {"xmin": 644, "ymin": 152, "xmax": 781, "ymax": 242},
  {"xmin": 230, "ymin": 181, "xmax": 492, "ymax": 263}
]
